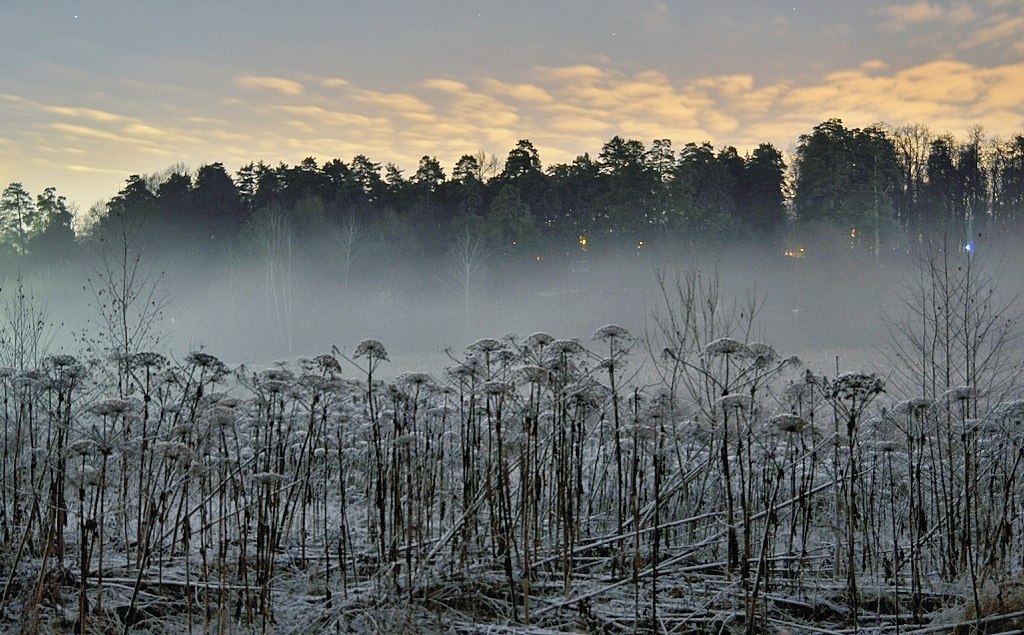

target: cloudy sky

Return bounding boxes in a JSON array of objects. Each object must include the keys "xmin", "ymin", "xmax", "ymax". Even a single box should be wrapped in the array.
[{"xmin": 2, "ymin": 1, "xmax": 1023, "ymax": 209}]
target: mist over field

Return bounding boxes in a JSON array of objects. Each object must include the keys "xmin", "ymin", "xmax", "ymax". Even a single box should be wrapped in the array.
[
  {"xmin": 24, "ymin": 232, "xmax": 915, "ymax": 377},
  {"xmin": 22, "ymin": 218, "xmax": 1023, "ymax": 397},
  {"xmin": 177, "ymin": 246, "xmax": 892, "ymax": 373},
  {"xmin": 7, "ymin": 222, "xmax": 1024, "ymax": 633}
]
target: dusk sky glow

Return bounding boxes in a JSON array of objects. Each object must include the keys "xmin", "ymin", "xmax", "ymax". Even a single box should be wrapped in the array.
[{"xmin": 2, "ymin": 1, "xmax": 1023, "ymax": 209}]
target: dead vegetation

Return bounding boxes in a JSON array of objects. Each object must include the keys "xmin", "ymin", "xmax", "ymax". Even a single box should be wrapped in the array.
[{"xmin": 2, "ymin": 256, "xmax": 1024, "ymax": 633}]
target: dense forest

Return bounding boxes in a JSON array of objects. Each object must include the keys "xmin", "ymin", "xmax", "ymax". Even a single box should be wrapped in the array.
[{"xmin": 4, "ymin": 118, "xmax": 1024, "ymax": 271}]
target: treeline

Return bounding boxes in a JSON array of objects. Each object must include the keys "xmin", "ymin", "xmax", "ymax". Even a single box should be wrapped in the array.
[{"xmin": 3, "ymin": 118, "xmax": 1024, "ymax": 264}]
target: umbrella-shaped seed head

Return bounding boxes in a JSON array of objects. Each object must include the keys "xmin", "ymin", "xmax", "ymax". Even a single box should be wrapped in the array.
[
  {"xmin": 354, "ymin": 339, "xmax": 389, "ymax": 361},
  {"xmin": 705, "ymin": 337, "xmax": 748, "ymax": 357}
]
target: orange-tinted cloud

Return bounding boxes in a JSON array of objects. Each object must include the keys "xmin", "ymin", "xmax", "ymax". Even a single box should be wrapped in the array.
[
  {"xmin": 877, "ymin": 2, "xmax": 947, "ymax": 31},
  {"xmin": 876, "ymin": 1, "xmax": 976, "ymax": 31},
  {"xmin": 963, "ymin": 14, "xmax": 1024, "ymax": 48},
  {"xmin": 236, "ymin": 75, "xmax": 305, "ymax": 96},
  {"xmin": 45, "ymin": 106, "xmax": 128, "ymax": 123}
]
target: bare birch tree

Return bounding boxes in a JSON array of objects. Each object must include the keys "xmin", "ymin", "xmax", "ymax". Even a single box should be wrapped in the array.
[
  {"xmin": 84, "ymin": 208, "xmax": 171, "ymax": 396},
  {"xmin": 447, "ymin": 226, "xmax": 485, "ymax": 333},
  {"xmin": 242, "ymin": 204, "xmax": 295, "ymax": 352}
]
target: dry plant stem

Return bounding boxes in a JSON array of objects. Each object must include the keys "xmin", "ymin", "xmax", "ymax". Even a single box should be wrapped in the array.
[
  {"xmin": 77, "ymin": 482, "xmax": 88, "ymax": 635},
  {"xmin": 747, "ymin": 464, "xmax": 782, "ymax": 635},
  {"xmin": 651, "ymin": 418, "xmax": 663, "ymax": 630}
]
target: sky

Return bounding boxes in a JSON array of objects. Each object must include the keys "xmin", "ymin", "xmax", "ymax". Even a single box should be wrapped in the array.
[{"xmin": 2, "ymin": 1, "xmax": 1023, "ymax": 210}]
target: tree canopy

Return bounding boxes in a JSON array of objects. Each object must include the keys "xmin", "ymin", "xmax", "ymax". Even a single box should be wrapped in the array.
[{"xmin": 5, "ymin": 119, "xmax": 1023, "ymax": 263}]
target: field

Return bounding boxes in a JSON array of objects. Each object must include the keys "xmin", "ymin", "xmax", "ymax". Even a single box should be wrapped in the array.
[{"xmin": 2, "ymin": 262, "xmax": 1023, "ymax": 635}]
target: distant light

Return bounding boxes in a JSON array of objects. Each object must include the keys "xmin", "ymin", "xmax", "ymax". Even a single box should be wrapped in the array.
[
  {"xmin": 965, "ymin": 241, "xmax": 974, "ymax": 253},
  {"xmin": 578, "ymin": 234, "xmax": 588, "ymax": 252},
  {"xmin": 637, "ymin": 240, "xmax": 644, "ymax": 249},
  {"xmin": 536, "ymin": 256, "xmax": 541, "ymax": 261}
]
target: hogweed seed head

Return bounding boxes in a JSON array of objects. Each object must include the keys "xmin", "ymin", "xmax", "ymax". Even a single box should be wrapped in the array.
[
  {"xmin": 468, "ymin": 338, "xmax": 504, "ymax": 354},
  {"xmin": 593, "ymin": 324, "xmax": 631, "ymax": 342},
  {"xmin": 716, "ymin": 393, "xmax": 754, "ymax": 412},
  {"xmin": 128, "ymin": 352, "xmax": 167, "ymax": 370},
  {"xmin": 525, "ymin": 332, "xmax": 554, "ymax": 349},
  {"xmin": 153, "ymin": 441, "xmax": 191, "ymax": 463},
  {"xmin": 396, "ymin": 372, "xmax": 434, "ymax": 388},
  {"xmin": 314, "ymin": 353, "xmax": 342, "ymax": 374},
  {"xmin": 261, "ymin": 379, "xmax": 289, "ymax": 394},
  {"xmin": 67, "ymin": 438, "xmax": 99, "ymax": 456},
  {"xmin": 58, "ymin": 364, "xmax": 88, "ymax": 382},
  {"xmin": 942, "ymin": 385, "xmax": 981, "ymax": 403},
  {"xmin": 770, "ymin": 413, "xmax": 809, "ymax": 434},
  {"xmin": 300, "ymin": 374, "xmax": 345, "ymax": 393},
  {"xmin": 480, "ymin": 380, "xmax": 512, "ymax": 397},
  {"xmin": 44, "ymin": 354, "xmax": 79, "ymax": 369},
  {"xmin": 88, "ymin": 398, "xmax": 133, "ymax": 417},
  {"xmin": 742, "ymin": 342, "xmax": 780, "ymax": 368},
  {"xmin": 783, "ymin": 380, "xmax": 815, "ymax": 404},
  {"xmin": 204, "ymin": 405, "xmax": 239, "ymax": 428},
  {"xmin": 563, "ymin": 377, "xmax": 610, "ymax": 407},
  {"xmin": 873, "ymin": 439, "xmax": 902, "ymax": 453},
  {"xmin": 892, "ymin": 397, "xmax": 934, "ymax": 416},
  {"xmin": 832, "ymin": 372, "xmax": 884, "ymax": 401},
  {"xmin": 73, "ymin": 464, "xmax": 102, "ymax": 487},
  {"xmin": 447, "ymin": 359, "xmax": 480, "ymax": 382},
  {"xmin": 159, "ymin": 369, "xmax": 184, "ymax": 386},
  {"xmin": 186, "ymin": 351, "xmax": 221, "ymax": 368},
  {"xmin": 11, "ymin": 370, "xmax": 44, "ymax": 390},
  {"xmin": 515, "ymin": 364, "xmax": 549, "ymax": 384},
  {"xmin": 551, "ymin": 338, "xmax": 585, "ymax": 355},
  {"xmin": 354, "ymin": 339, "xmax": 389, "ymax": 361},
  {"xmin": 705, "ymin": 338, "xmax": 747, "ymax": 357},
  {"xmin": 260, "ymin": 368, "xmax": 294, "ymax": 383}
]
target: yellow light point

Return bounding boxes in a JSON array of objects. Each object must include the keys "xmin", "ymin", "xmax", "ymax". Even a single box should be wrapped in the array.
[
  {"xmin": 637, "ymin": 240, "xmax": 644, "ymax": 249},
  {"xmin": 850, "ymin": 228, "xmax": 857, "ymax": 238},
  {"xmin": 579, "ymin": 235, "xmax": 587, "ymax": 251}
]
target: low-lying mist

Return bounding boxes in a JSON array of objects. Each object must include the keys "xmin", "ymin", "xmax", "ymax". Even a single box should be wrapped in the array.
[{"xmin": 18, "ymin": 229, "xmax": 996, "ymax": 380}]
